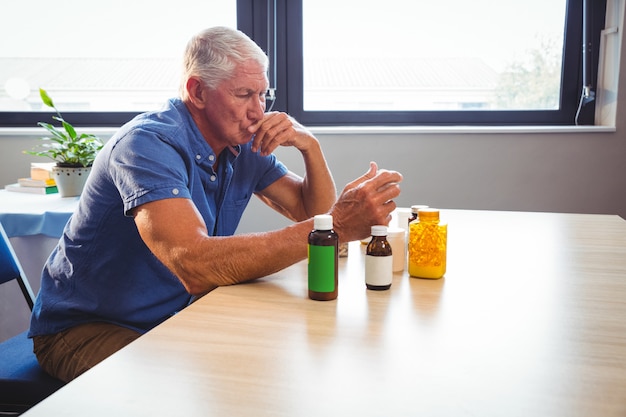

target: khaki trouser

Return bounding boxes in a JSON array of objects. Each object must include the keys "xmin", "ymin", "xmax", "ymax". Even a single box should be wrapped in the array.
[{"xmin": 33, "ymin": 322, "xmax": 141, "ymax": 383}]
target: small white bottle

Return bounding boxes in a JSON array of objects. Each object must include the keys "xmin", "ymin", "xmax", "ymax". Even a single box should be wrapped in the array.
[{"xmin": 386, "ymin": 227, "xmax": 406, "ymax": 272}]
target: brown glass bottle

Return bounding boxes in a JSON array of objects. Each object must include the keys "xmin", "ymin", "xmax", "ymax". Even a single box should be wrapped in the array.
[
  {"xmin": 365, "ymin": 225, "xmax": 393, "ymax": 290},
  {"xmin": 408, "ymin": 205, "xmax": 429, "ymax": 225},
  {"xmin": 308, "ymin": 215, "xmax": 339, "ymax": 301}
]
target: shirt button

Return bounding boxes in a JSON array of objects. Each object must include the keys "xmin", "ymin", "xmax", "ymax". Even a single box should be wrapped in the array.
[
  {"xmin": 172, "ymin": 188, "xmax": 180, "ymax": 195},
  {"xmin": 208, "ymin": 155, "xmax": 215, "ymax": 161},
  {"xmin": 195, "ymin": 154, "xmax": 202, "ymax": 160},
  {"xmin": 210, "ymin": 175, "xmax": 216, "ymax": 182}
]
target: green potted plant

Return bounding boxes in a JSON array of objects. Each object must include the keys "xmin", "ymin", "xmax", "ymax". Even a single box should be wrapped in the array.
[{"xmin": 25, "ymin": 88, "xmax": 104, "ymax": 197}]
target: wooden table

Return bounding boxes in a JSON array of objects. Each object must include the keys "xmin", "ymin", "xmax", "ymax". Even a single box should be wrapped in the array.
[{"xmin": 23, "ymin": 210, "xmax": 626, "ymax": 417}]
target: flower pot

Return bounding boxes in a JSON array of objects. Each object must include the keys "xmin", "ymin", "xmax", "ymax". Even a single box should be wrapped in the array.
[{"xmin": 52, "ymin": 166, "xmax": 91, "ymax": 197}]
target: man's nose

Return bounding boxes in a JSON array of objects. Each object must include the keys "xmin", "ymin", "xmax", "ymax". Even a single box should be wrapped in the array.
[{"xmin": 249, "ymin": 96, "xmax": 266, "ymax": 120}]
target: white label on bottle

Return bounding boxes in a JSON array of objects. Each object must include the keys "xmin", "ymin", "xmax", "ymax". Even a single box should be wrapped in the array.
[{"xmin": 365, "ymin": 255, "xmax": 393, "ymax": 286}]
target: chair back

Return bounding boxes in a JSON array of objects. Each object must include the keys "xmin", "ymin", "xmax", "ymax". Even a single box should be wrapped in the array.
[
  {"xmin": 0, "ymin": 221, "xmax": 65, "ymax": 414},
  {"xmin": 0, "ymin": 222, "xmax": 35, "ymax": 310}
]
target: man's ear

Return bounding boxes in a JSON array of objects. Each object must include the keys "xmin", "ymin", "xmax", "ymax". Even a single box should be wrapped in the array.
[{"xmin": 186, "ymin": 77, "xmax": 206, "ymax": 108}]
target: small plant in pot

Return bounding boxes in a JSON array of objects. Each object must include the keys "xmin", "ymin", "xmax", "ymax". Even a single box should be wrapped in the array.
[{"xmin": 25, "ymin": 88, "xmax": 104, "ymax": 197}]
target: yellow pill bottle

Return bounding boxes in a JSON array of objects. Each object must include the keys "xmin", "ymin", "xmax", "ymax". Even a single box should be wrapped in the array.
[{"xmin": 408, "ymin": 208, "xmax": 447, "ymax": 279}]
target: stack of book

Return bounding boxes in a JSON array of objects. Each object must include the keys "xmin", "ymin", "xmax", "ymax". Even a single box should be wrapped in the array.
[{"xmin": 5, "ymin": 162, "xmax": 59, "ymax": 194}]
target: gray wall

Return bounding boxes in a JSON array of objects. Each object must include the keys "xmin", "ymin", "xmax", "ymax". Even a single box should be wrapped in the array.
[
  {"xmin": 3, "ymin": 123, "xmax": 624, "ymax": 240},
  {"xmin": 237, "ymin": 126, "xmax": 626, "ymax": 234}
]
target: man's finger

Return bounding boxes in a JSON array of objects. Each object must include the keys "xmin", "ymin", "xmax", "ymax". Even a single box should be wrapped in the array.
[{"xmin": 343, "ymin": 162, "xmax": 378, "ymax": 190}]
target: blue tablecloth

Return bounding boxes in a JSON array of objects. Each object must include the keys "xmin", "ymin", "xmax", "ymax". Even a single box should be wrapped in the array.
[{"xmin": 0, "ymin": 190, "xmax": 79, "ymax": 238}]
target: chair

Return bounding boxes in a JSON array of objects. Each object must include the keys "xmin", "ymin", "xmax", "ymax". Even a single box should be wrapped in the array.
[{"xmin": 0, "ymin": 222, "xmax": 65, "ymax": 415}]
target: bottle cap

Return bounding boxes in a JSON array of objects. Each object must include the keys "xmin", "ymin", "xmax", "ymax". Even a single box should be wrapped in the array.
[
  {"xmin": 418, "ymin": 208, "xmax": 440, "ymax": 221},
  {"xmin": 313, "ymin": 214, "xmax": 333, "ymax": 230},
  {"xmin": 386, "ymin": 227, "xmax": 405, "ymax": 237},
  {"xmin": 411, "ymin": 204, "xmax": 429, "ymax": 214},
  {"xmin": 371, "ymin": 225, "xmax": 388, "ymax": 236}
]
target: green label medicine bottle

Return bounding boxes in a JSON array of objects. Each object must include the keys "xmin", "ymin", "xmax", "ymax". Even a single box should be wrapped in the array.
[
  {"xmin": 408, "ymin": 208, "xmax": 447, "ymax": 279},
  {"xmin": 308, "ymin": 214, "xmax": 339, "ymax": 301},
  {"xmin": 365, "ymin": 225, "xmax": 393, "ymax": 290}
]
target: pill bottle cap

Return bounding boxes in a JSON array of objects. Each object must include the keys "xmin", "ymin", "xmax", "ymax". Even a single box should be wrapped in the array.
[
  {"xmin": 418, "ymin": 208, "xmax": 440, "ymax": 221},
  {"xmin": 396, "ymin": 207, "xmax": 412, "ymax": 216},
  {"xmin": 386, "ymin": 227, "xmax": 405, "ymax": 237},
  {"xmin": 411, "ymin": 205, "xmax": 429, "ymax": 214},
  {"xmin": 371, "ymin": 225, "xmax": 388, "ymax": 236},
  {"xmin": 313, "ymin": 214, "xmax": 333, "ymax": 230}
]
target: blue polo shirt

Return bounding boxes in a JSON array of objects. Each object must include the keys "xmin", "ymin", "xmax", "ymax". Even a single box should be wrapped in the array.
[{"xmin": 29, "ymin": 98, "xmax": 288, "ymax": 336}]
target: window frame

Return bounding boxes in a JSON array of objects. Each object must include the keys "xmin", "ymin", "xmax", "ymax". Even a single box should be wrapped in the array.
[{"xmin": 0, "ymin": 0, "xmax": 607, "ymax": 128}]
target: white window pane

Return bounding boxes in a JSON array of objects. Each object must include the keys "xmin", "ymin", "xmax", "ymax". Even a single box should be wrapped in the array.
[
  {"xmin": 0, "ymin": 0, "xmax": 236, "ymax": 112},
  {"xmin": 303, "ymin": 0, "xmax": 567, "ymax": 111}
]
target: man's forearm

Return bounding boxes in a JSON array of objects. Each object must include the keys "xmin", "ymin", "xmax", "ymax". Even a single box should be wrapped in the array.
[{"xmin": 300, "ymin": 139, "xmax": 337, "ymax": 217}]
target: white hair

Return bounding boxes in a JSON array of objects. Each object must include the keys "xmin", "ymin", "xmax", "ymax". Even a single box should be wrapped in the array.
[{"xmin": 179, "ymin": 26, "xmax": 269, "ymax": 99}]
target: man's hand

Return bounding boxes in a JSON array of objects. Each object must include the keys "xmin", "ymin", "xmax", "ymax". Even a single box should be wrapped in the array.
[
  {"xmin": 248, "ymin": 112, "xmax": 315, "ymax": 156},
  {"xmin": 330, "ymin": 162, "xmax": 403, "ymax": 242}
]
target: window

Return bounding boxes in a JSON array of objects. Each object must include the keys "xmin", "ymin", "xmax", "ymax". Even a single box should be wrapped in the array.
[
  {"xmin": 281, "ymin": 0, "xmax": 607, "ymax": 125},
  {"xmin": 0, "ymin": 0, "xmax": 608, "ymax": 127},
  {"xmin": 0, "ymin": 0, "xmax": 236, "ymax": 126}
]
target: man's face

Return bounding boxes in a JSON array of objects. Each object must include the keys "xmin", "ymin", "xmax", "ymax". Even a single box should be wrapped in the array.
[{"xmin": 202, "ymin": 60, "xmax": 269, "ymax": 149}]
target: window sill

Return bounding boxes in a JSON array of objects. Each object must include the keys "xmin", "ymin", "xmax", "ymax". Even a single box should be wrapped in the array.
[
  {"xmin": 0, "ymin": 124, "xmax": 616, "ymax": 138},
  {"xmin": 0, "ymin": 127, "xmax": 118, "ymax": 138},
  {"xmin": 309, "ymin": 125, "xmax": 617, "ymax": 135}
]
